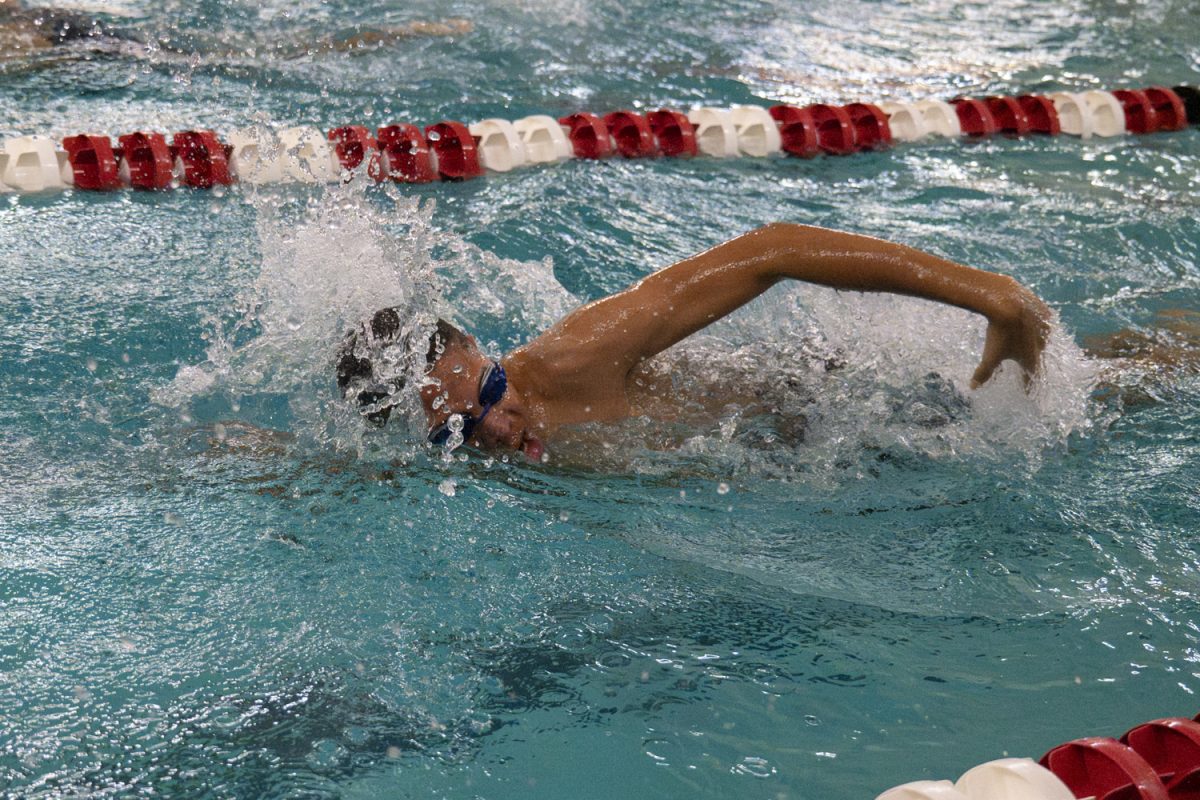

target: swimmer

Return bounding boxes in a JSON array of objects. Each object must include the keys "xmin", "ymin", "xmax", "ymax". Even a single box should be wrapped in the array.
[
  {"xmin": 337, "ymin": 223, "xmax": 1052, "ymax": 461},
  {"xmin": 0, "ymin": 0, "xmax": 132, "ymax": 61},
  {"xmin": 0, "ymin": 1, "xmax": 472, "ymax": 67}
]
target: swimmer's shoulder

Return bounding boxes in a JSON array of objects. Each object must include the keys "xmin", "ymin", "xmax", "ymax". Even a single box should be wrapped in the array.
[{"xmin": 2, "ymin": 4, "xmax": 133, "ymax": 46}]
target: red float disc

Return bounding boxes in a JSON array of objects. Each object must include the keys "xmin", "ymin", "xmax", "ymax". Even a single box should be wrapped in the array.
[
  {"xmin": 424, "ymin": 121, "xmax": 483, "ymax": 180},
  {"xmin": 557, "ymin": 113, "xmax": 613, "ymax": 159},
  {"xmin": 116, "ymin": 132, "xmax": 174, "ymax": 190},
  {"xmin": 768, "ymin": 105, "xmax": 820, "ymax": 157},
  {"xmin": 601, "ymin": 111, "xmax": 658, "ymax": 158},
  {"xmin": 951, "ymin": 98, "xmax": 999, "ymax": 138},
  {"xmin": 1015, "ymin": 95, "xmax": 1061, "ymax": 135},
  {"xmin": 1142, "ymin": 87, "xmax": 1188, "ymax": 131},
  {"xmin": 804, "ymin": 104, "xmax": 857, "ymax": 155},
  {"xmin": 646, "ymin": 110, "xmax": 698, "ymax": 157},
  {"xmin": 984, "ymin": 96, "xmax": 1031, "ymax": 136},
  {"xmin": 62, "ymin": 134, "xmax": 122, "ymax": 191},
  {"xmin": 1121, "ymin": 717, "xmax": 1200, "ymax": 796},
  {"xmin": 844, "ymin": 103, "xmax": 892, "ymax": 150},
  {"xmin": 1040, "ymin": 737, "xmax": 1169, "ymax": 800},
  {"xmin": 1111, "ymin": 89, "xmax": 1161, "ymax": 134},
  {"xmin": 327, "ymin": 126, "xmax": 377, "ymax": 171},
  {"xmin": 376, "ymin": 124, "xmax": 437, "ymax": 183}
]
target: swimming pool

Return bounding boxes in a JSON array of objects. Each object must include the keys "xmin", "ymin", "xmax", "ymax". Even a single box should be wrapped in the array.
[{"xmin": 2, "ymin": 0, "xmax": 1198, "ymax": 797}]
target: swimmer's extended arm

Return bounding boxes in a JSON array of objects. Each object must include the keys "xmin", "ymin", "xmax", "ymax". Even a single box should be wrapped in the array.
[
  {"xmin": 291, "ymin": 19, "xmax": 471, "ymax": 57},
  {"xmin": 532, "ymin": 223, "xmax": 1051, "ymax": 388}
]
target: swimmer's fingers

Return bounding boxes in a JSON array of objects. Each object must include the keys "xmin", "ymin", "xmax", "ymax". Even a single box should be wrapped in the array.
[
  {"xmin": 970, "ymin": 289, "xmax": 1052, "ymax": 391},
  {"xmin": 970, "ymin": 323, "xmax": 1025, "ymax": 389}
]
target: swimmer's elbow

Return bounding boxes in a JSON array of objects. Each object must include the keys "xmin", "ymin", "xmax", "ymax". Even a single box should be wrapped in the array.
[{"xmin": 754, "ymin": 221, "xmax": 822, "ymax": 241}]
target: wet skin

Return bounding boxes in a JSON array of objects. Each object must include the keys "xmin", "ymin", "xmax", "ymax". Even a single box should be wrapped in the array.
[
  {"xmin": 417, "ymin": 223, "xmax": 1055, "ymax": 459},
  {"xmin": 420, "ymin": 339, "xmax": 548, "ymax": 460}
]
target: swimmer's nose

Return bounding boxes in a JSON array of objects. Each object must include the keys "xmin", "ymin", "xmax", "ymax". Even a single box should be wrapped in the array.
[{"xmin": 473, "ymin": 407, "xmax": 521, "ymax": 450}]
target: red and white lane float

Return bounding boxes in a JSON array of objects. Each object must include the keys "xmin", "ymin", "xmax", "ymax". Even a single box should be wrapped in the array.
[
  {"xmin": 0, "ymin": 82, "xmax": 1195, "ymax": 194},
  {"xmin": 512, "ymin": 115, "xmax": 572, "ymax": 163},
  {"xmin": 876, "ymin": 713, "xmax": 1200, "ymax": 800}
]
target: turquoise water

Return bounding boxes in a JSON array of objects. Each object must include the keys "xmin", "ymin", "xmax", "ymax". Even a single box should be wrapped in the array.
[{"xmin": 2, "ymin": 1, "xmax": 1199, "ymax": 797}]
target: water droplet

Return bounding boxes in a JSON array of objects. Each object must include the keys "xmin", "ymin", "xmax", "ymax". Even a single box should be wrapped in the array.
[
  {"xmin": 85, "ymin": 358, "xmax": 97, "ymax": 373},
  {"xmin": 558, "ymin": 511, "xmax": 570, "ymax": 522},
  {"xmin": 386, "ymin": 745, "xmax": 402, "ymax": 759},
  {"xmin": 717, "ymin": 482, "xmax": 730, "ymax": 495},
  {"xmin": 732, "ymin": 756, "xmax": 774, "ymax": 778},
  {"xmin": 438, "ymin": 479, "xmax": 456, "ymax": 497}
]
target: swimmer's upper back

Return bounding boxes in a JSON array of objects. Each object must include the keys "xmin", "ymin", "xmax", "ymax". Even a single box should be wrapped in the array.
[{"xmin": 0, "ymin": 2, "xmax": 127, "ymax": 47}]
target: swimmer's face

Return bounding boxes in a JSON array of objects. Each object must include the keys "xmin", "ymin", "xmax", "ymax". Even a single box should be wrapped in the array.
[{"xmin": 419, "ymin": 338, "xmax": 531, "ymax": 454}]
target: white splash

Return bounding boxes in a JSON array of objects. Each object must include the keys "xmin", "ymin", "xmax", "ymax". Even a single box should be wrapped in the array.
[{"xmin": 153, "ymin": 181, "xmax": 574, "ymax": 457}]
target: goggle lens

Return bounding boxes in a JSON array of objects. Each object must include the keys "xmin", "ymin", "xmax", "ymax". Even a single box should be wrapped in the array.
[{"xmin": 427, "ymin": 361, "xmax": 507, "ymax": 446}]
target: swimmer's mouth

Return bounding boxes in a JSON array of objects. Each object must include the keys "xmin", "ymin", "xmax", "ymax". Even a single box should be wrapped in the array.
[{"xmin": 520, "ymin": 434, "xmax": 544, "ymax": 462}]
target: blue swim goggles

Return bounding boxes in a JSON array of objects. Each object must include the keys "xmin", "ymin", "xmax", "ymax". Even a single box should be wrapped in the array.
[{"xmin": 427, "ymin": 360, "xmax": 507, "ymax": 446}]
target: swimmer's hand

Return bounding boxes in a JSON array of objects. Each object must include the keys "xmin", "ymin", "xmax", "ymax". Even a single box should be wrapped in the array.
[{"xmin": 970, "ymin": 280, "xmax": 1052, "ymax": 390}]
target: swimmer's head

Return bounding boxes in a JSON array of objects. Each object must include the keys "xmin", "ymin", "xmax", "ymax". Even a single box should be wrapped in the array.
[
  {"xmin": 338, "ymin": 308, "xmax": 540, "ymax": 456},
  {"xmin": 336, "ymin": 309, "xmax": 470, "ymax": 426}
]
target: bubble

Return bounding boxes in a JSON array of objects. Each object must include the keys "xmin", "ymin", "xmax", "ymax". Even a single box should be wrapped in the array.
[
  {"xmin": 732, "ymin": 756, "xmax": 775, "ymax": 778},
  {"xmin": 717, "ymin": 482, "xmax": 730, "ymax": 495},
  {"xmin": 438, "ymin": 479, "xmax": 456, "ymax": 497}
]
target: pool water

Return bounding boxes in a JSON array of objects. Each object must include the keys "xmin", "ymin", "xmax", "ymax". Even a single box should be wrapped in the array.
[{"xmin": 2, "ymin": 1, "xmax": 1199, "ymax": 797}]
